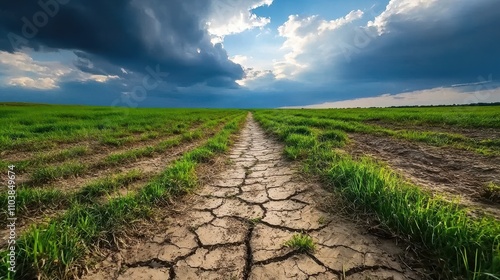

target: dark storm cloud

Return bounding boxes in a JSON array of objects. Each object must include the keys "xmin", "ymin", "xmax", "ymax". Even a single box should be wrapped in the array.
[
  {"xmin": 0, "ymin": 0, "xmax": 243, "ymax": 87},
  {"xmin": 336, "ymin": 0, "xmax": 500, "ymax": 83}
]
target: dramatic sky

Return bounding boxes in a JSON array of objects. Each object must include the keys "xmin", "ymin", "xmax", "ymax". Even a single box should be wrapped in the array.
[{"xmin": 0, "ymin": 0, "xmax": 499, "ymax": 108}]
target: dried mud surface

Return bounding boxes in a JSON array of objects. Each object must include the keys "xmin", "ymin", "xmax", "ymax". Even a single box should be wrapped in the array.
[
  {"xmin": 83, "ymin": 115, "xmax": 419, "ymax": 280},
  {"xmin": 348, "ymin": 133, "xmax": 500, "ymax": 218}
]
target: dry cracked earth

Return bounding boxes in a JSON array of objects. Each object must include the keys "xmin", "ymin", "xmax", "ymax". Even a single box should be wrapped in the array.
[{"xmin": 84, "ymin": 115, "xmax": 419, "ymax": 280}]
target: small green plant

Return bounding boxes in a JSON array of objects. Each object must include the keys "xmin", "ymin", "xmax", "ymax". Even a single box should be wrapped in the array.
[
  {"xmin": 249, "ymin": 217, "xmax": 261, "ymax": 225},
  {"xmin": 284, "ymin": 233, "xmax": 316, "ymax": 253}
]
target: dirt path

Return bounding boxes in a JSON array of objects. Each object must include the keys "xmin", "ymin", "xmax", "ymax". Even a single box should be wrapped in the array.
[{"xmin": 84, "ymin": 115, "xmax": 419, "ymax": 280}]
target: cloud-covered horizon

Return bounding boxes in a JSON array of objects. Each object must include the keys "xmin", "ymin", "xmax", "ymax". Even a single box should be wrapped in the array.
[
  {"xmin": 0, "ymin": 0, "xmax": 499, "ymax": 108},
  {"xmin": 284, "ymin": 85, "xmax": 500, "ymax": 109}
]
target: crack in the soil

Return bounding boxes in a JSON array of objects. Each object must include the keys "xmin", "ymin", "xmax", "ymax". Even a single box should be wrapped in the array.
[
  {"xmin": 126, "ymin": 258, "xmax": 171, "ymax": 269},
  {"xmin": 257, "ymin": 218, "xmax": 331, "ymax": 234},
  {"xmin": 343, "ymin": 264, "xmax": 405, "ymax": 277},
  {"xmin": 168, "ymin": 266, "xmax": 176, "ymax": 280},
  {"xmin": 305, "ymin": 252, "xmax": 343, "ymax": 277},
  {"xmin": 289, "ymin": 196, "xmax": 311, "ymax": 205},
  {"xmin": 317, "ymin": 243, "xmax": 375, "ymax": 256},
  {"xmin": 252, "ymin": 250, "xmax": 301, "ymax": 266},
  {"xmin": 240, "ymin": 150, "xmax": 261, "ymax": 280},
  {"xmin": 242, "ymin": 226, "xmax": 254, "ymax": 280},
  {"xmin": 233, "ymin": 195, "xmax": 269, "ymax": 208}
]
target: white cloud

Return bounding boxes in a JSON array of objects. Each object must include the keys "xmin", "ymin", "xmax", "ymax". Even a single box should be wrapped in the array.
[
  {"xmin": 236, "ymin": 67, "xmax": 276, "ymax": 88},
  {"xmin": 319, "ymin": 10, "xmax": 365, "ymax": 32},
  {"xmin": 268, "ymin": 0, "xmax": 494, "ymax": 88},
  {"xmin": 274, "ymin": 10, "xmax": 364, "ymax": 80},
  {"xmin": 225, "ymin": 9, "xmax": 366, "ymax": 90},
  {"xmin": 79, "ymin": 74, "xmax": 120, "ymax": 83},
  {"xmin": 229, "ymin": 54, "xmax": 249, "ymax": 65},
  {"xmin": 207, "ymin": 0, "xmax": 273, "ymax": 44},
  {"xmin": 451, "ymin": 76, "xmax": 493, "ymax": 87},
  {"xmin": 0, "ymin": 52, "xmax": 49, "ymax": 73},
  {"xmin": 7, "ymin": 77, "xmax": 58, "ymax": 90},
  {"xmin": 0, "ymin": 51, "xmax": 121, "ymax": 90},
  {"xmin": 284, "ymin": 87, "xmax": 500, "ymax": 109},
  {"xmin": 230, "ymin": 54, "xmax": 282, "ymax": 89},
  {"xmin": 368, "ymin": 0, "xmax": 441, "ymax": 34}
]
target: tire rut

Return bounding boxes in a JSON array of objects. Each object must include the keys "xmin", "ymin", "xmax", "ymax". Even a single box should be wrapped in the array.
[{"xmin": 83, "ymin": 114, "xmax": 421, "ymax": 280}]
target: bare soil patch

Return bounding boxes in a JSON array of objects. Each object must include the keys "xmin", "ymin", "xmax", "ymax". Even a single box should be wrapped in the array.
[{"xmin": 347, "ymin": 133, "xmax": 500, "ymax": 218}]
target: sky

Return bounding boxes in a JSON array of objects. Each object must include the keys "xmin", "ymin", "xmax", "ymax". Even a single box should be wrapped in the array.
[{"xmin": 0, "ymin": 0, "xmax": 499, "ymax": 108}]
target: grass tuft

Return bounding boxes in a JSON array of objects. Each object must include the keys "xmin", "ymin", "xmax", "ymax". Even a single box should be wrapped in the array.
[
  {"xmin": 74, "ymin": 170, "xmax": 143, "ymax": 203},
  {"xmin": 284, "ymin": 233, "xmax": 316, "ymax": 253},
  {"xmin": 249, "ymin": 217, "xmax": 262, "ymax": 225},
  {"xmin": 30, "ymin": 162, "xmax": 86, "ymax": 184},
  {"xmin": 185, "ymin": 148, "xmax": 214, "ymax": 163}
]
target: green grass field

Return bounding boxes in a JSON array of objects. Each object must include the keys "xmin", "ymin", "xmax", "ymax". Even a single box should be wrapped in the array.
[
  {"xmin": 282, "ymin": 105, "xmax": 500, "ymax": 128},
  {"xmin": 1, "ymin": 103, "xmax": 499, "ymax": 279},
  {"xmin": 262, "ymin": 106, "xmax": 500, "ymax": 156}
]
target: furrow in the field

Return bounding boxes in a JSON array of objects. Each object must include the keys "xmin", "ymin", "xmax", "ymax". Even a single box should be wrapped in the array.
[
  {"xmin": 1, "ymin": 120, "xmax": 208, "ymax": 172},
  {"xmin": 0, "ymin": 115, "xmax": 211, "ymax": 156},
  {"xmin": 0, "ymin": 141, "xmax": 197, "ymax": 248},
  {"xmin": 0, "ymin": 118, "xmax": 238, "ymax": 251},
  {"xmin": 15, "ymin": 118, "xmax": 231, "ymax": 187},
  {"xmin": 96, "ymin": 139, "xmax": 213, "ymax": 202},
  {"xmin": 260, "ymin": 115, "xmax": 500, "ymax": 205},
  {"xmin": 0, "ymin": 120, "xmax": 230, "ymax": 224},
  {"xmin": 2, "ymin": 112, "xmax": 239, "ymax": 164}
]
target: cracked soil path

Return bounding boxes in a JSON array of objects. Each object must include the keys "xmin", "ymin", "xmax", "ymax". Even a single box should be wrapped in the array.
[{"xmin": 84, "ymin": 114, "xmax": 419, "ymax": 280}]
